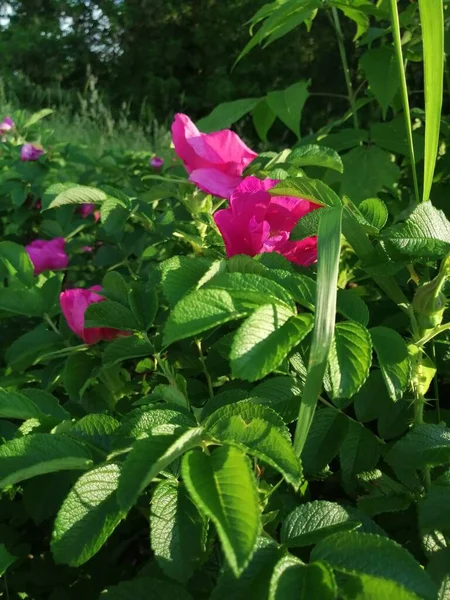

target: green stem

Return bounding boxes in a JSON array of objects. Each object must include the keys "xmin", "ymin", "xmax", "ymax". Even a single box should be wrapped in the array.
[
  {"xmin": 330, "ymin": 7, "xmax": 359, "ymax": 129},
  {"xmin": 44, "ymin": 313, "xmax": 61, "ymax": 336},
  {"xmin": 389, "ymin": 0, "xmax": 420, "ymax": 205},
  {"xmin": 196, "ymin": 340, "xmax": 214, "ymax": 400}
]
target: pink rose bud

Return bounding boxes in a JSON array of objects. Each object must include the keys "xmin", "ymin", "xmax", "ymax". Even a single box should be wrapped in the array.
[
  {"xmin": 0, "ymin": 117, "xmax": 14, "ymax": 135},
  {"xmin": 214, "ymin": 176, "xmax": 320, "ymax": 267},
  {"xmin": 78, "ymin": 203, "xmax": 100, "ymax": 222},
  {"xmin": 60, "ymin": 285, "xmax": 130, "ymax": 345},
  {"xmin": 171, "ymin": 113, "xmax": 257, "ymax": 199},
  {"xmin": 25, "ymin": 237, "xmax": 69, "ymax": 276},
  {"xmin": 21, "ymin": 143, "xmax": 44, "ymax": 162},
  {"xmin": 150, "ymin": 156, "xmax": 164, "ymax": 169}
]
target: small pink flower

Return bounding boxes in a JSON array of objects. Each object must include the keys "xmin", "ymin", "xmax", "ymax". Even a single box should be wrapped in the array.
[
  {"xmin": 78, "ymin": 203, "xmax": 100, "ymax": 222},
  {"xmin": 82, "ymin": 245, "xmax": 94, "ymax": 253},
  {"xmin": 171, "ymin": 113, "xmax": 257, "ymax": 199},
  {"xmin": 150, "ymin": 156, "xmax": 164, "ymax": 169},
  {"xmin": 214, "ymin": 176, "xmax": 319, "ymax": 267},
  {"xmin": 21, "ymin": 143, "xmax": 44, "ymax": 162},
  {"xmin": 60, "ymin": 286, "xmax": 130, "ymax": 345},
  {"xmin": 25, "ymin": 238, "xmax": 69, "ymax": 276},
  {"xmin": 0, "ymin": 117, "xmax": 14, "ymax": 135}
]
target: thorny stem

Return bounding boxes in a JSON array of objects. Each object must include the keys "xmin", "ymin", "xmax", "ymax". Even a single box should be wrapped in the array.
[{"xmin": 330, "ymin": 7, "xmax": 359, "ymax": 130}]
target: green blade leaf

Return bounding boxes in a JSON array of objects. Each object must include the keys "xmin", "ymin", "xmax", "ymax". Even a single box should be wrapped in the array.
[
  {"xmin": 0, "ymin": 434, "xmax": 93, "ymax": 488},
  {"xmin": 51, "ymin": 462, "xmax": 125, "ymax": 566},
  {"xmin": 418, "ymin": 0, "xmax": 444, "ymax": 202},
  {"xmin": 23, "ymin": 108, "xmax": 54, "ymax": 128},
  {"xmin": 370, "ymin": 326, "xmax": 411, "ymax": 401},
  {"xmin": 382, "ymin": 202, "xmax": 450, "ymax": 258},
  {"xmin": 117, "ymin": 427, "xmax": 203, "ymax": 511},
  {"xmin": 230, "ymin": 308, "xmax": 313, "ymax": 382},
  {"xmin": 150, "ymin": 480, "xmax": 208, "ymax": 584},
  {"xmin": 311, "ymin": 531, "xmax": 437, "ymax": 600},
  {"xmin": 326, "ymin": 321, "xmax": 372, "ymax": 400},
  {"xmin": 269, "ymin": 555, "xmax": 338, "ymax": 600},
  {"xmin": 205, "ymin": 403, "xmax": 303, "ymax": 488},
  {"xmin": 281, "ymin": 500, "xmax": 360, "ymax": 547},
  {"xmin": 294, "ymin": 206, "xmax": 343, "ymax": 455},
  {"xmin": 182, "ymin": 445, "xmax": 260, "ymax": 576},
  {"xmin": 197, "ymin": 98, "xmax": 261, "ymax": 132}
]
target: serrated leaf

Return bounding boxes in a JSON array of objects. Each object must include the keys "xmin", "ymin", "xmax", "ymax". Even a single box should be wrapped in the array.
[
  {"xmin": 101, "ymin": 577, "xmax": 193, "ymax": 600},
  {"xmin": 267, "ymin": 81, "xmax": 310, "ymax": 138},
  {"xmin": 101, "ymin": 271, "xmax": 129, "ymax": 306},
  {"xmin": 163, "ymin": 289, "xmax": 250, "ymax": 346},
  {"xmin": 205, "ymin": 403, "xmax": 302, "ymax": 488},
  {"xmin": 383, "ymin": 202, "xmax": 450, "ymax": 258},
  {"xmin": 311, "ymin": 532, "xmax": 437, "ymax": 600},
  {"xmin": 302, "ymin": 408, "xmax": 349, "ymax": 473},
  {"xmin": 182, "ymin": 445, "xmax": 260, "ymax": 576},
  {"xmin": 230, "ymin": 307, "xmax": 313, "ymax": 382},
  {"xmin": 339, "ymin": 422, "xmax": 381, "ymax": 483},
  {"xmin": 0, "ymin": 434, "xmax": 93, "ymax": 487},
  {"xmin": 151, "ymin": 480, "xmax": 207, "ymax": 583},
  {"xmin": 64, "ymin": 352, "xmax": 96, "ymax": 399},
  {"xmin": 269, "ymin": 555, "xmax": 337, "ymax": 600},
  {"xmin": 51, "ymin": 462, "xmax": 125, "ymax": 566},
  {"xmin": 69, "ymin": 414, "xmax": 119, "ymax": 452},
  {"xmin": 327, "ymin": 321, "xmax": 372, "ymax": 400},
  {"xmin": 0, "ymin": 241, "xmax": 35, "ymax": 286},
  {"xmin": 128, "ymin": 283, "xmax": 158, "ymax": 331},
  {"xmin": 370, "ymin": 326, "xmax": 410, "ymax": 401},
  {"xmin": 252, "ymin": 376, "xmax": 303, "ymax": 423},
  {"xmin": 288, "ymin": 144, "xmax": 343, "ymax": 172},
  {"xmin": 197, "ymin": 98, "xmax": 260, "ymax": 132},
  {"xmin": 0, "ymin": 544, "xmax": 16, "ymax": 577},
  {"xmin": 84, "ymin": 300, "xmax": 140, "ymax": 331},
  {"xmin": 360, "ymin": 47, "xmax": 399, "ymax": 117},
  {"xmin": 271, "ymin": 177, "xmax": 341, "ymax": 207},
  {"xmin": 0, "ymin": 387, "xmax": 65, "ymax": 421},
  {"xmin": 6, "ymin": 324, "xmax": 63, "ymax": 371},
  {"xmin": 211, "ymin": 537, "xmax": 284, "ymax": 600},
  {"xmin": 103, "ymin": 335, "xmax": 153, "ymax": 366},
  {"xmin": 204, "ymin": 400, "xmax": 290, "ymax": 438},
  {"xmin": 22, "ymin": 472, "xmax": 74, "ymax": 525},
  {"xmin": 354, "ymin": 370, "xmax": 390, "ymax": 422},
  {"xmin": 281, "ymin": 500, "xmax": 360, "ymax": 547},
  {"xmin": 339, "ymin": 572, "xmax": 423, "ymax": 600},
  {"xmin": 44, "ymin": 184, "xmax": 106, "ymax": 210},
  {"xmin": 358, "ymin": 198, "xmax": 388, "ymax": 232},
  {"xmin": 118, "ymin": 428, "xmax": 203, "ymax": 510},
  {"xmin": 418, "ymin": 475, "xmax": 450, "ymax": 533},
  {"xmin": 160, "ymin": 256, "xmax": 217, "ymax": 307},
  {"xmin": 336, "ymin": 289, "xmax": 369, "ymax": 326}
]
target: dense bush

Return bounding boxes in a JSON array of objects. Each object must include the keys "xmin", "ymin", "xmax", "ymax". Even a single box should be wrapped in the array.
[{"xmin": 0, "ymin": 0, "xmax": 450, "ymax": 599}]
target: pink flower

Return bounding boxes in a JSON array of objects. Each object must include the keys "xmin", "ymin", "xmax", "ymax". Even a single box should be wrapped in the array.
[
  {"xmin": 78, "ymin": 203, "xmax": 100, "ymax": 222},
  {"xmin": 60, "ymin": 285, "xmax": 129, "ymax": 345},
  {"xmin": 214, "ymin": 176, "xmax": 319, "ymax": 267},
  {"xmin": 0, "ymin": 117, "xmax": 14, "ymax": 135},
  {"xmin": 171, "ymin": 113, "xmax": 257, "ymax": 199},
  {"xmin": 150, "ymin": 156, "xmax": 164, "ymax": 169},
  {"xmin": 25, "ymin": 238, "xmax": 69, "ymax": 276},
  {"xmin": 21, "ymin": 143, "xmax": 44, "ymax": 162}
]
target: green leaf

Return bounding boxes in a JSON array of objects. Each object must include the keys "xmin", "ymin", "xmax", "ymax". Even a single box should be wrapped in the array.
[
  {"xmin": 20, "ymin": 388, "xmax": 70, "ymax": 421},
  {"xmin": 358, "ymin": 198, "xmax": 388, "ymax": 232},
  {"xmin": 22, "ymin": 472, "xmax": 74, "ymax": 525},
  {"xmin": 197, "ymin": 98, "xmax": 260, "ymax": 132},
  {"xmin": 204, "ymin": 401, "xmax": 290, "ymax": 438},
  {"xmin": 24, "ymin": 108, "xmax": 53, "ymax": 128},
  {"xmin": 418, "ymin": 474, "xmax": 450, "ymax": 533},
  {"xmin": 159, "ymin": 256, "xmax": 218, "ymax": 307},
  {"xmin": 294, "ymin": 207, "xmax": 343, "ymax": 455},
  {"xmin": 0, "ymin": 387, "xmax": 65, "ymax": 421},
  {"xmin": 252, "ymin": 99, "xmax": 276, "ymax": 143},
  {"xmin": 128, "ymin": 283, "xmax": 159, "ymax": 331},
  {"xmin": 0, "ymin": 544, "xmax": 16, "ymax": 577},
  {"xmin": 118, "ymin": 427, "xmax": 203, "ymax": 511},
  {"xmin": 0, "ymin": 241, "xmax": 35, "ymax": 286},
  {"xmin": 252, "ymin": 376, "xmax": 303, "ymax": 423},
  {"xmin": 64, "ymin": 352, "xmax": 96, "ymax": 399},
  {"xmin": 103, "ymin": 335, "xmax": 153, "ymax": 366},
  {"xmin": 182, "ymin": 445, "xmax": 260, "ymax": 576},
  {"xmin": 101, "ymin": 578, "xmax": 193, "ymax": 600},
  {"xmin": 271, "ymin": 177, "xmax": 341, "ymax": 207},
  {"xmin": 101, "ymin": 271, "xmax": 129, "ymax": 306},
  {"xmin": 0, "ymin": 434, "xmax": 93, "ymax": 487},
  {"xmin": 288, "ymin": 145, "xmax": 343, "ymax": 173},
  {"xmin": 326, "ymin": 321, "xmax": 372, "ymax": 400},
  {"xmin": 281, "ymin": 500, "xmax": 360, "ymax": 547},
  {"xmin": 354, "ymin": 370, "xmax": 390, "ymax": 422},
  {"xmin": 163, "ymin": 289, "xmax": 250, "ymax": 347},
  {"xmin": 339, "ymin": 572, "xmax": 424, "ymax": 600},
  {"xmin": 269, "ymin": 555, "xmax": 337, "ymax": 600},
  {"xmin": 311, "ymin": 531, "xmax": 437, "ymax": 600},
  {"xmin": 335, "ymin": 3, "xmax": 369, "ymax": 40},
  {"xmin": 382, "ymin": 202, "xmax": 450, "ymax": 258},
  {"xmin": 341, "ymin": 146, "xmax": 400, "ymax": 204},
  {"xmin": 0, "ymin": 287, "xmax": 44, "ymax": 317},
  {"xmin": 267, "ymin": 81, "xmax": 310, "ymax": 138},
  {"xmin": 69, "ymin": 414, "xmax": 119, "ymax": 452},
  {"xmin": 211, "ymin": 537, "xmax": 283, "ymax": 600},
  {"xmin": 84, "ymin": 300, "xmax": 140, "ymax": 331},
  {"xmin": 230, "ymin": 308, "xmax": 313, "ymax": 382},
  {"xmin": 336, "ymin": 289, "xmax": 369, "ymax": 327},
  {"xmin": 205, "ymin": 403, "xmax": 302, "ymax": 488},
  {"xmin": 302, "ymin": 408, "xmax": 349, "ymax": 474},
  {"xmin": 6, "ymin": 324, "xmax": 63, "ymax": 371},
  {"xmin": 290, "ymin": 207, "xmax": 322, "ymax": 240},
  {"xmin": 418, "ymin": 0, "xmax": 444, "ymax": 201},
  {"xmin": 150, "ymin": 480, "xmax": 207, "ymax": 583},
  {"xmin": 427, "ymin": 547, "xmax": 450, "ymax": 600},
  {"xmin": 339, "ymin": 422, "xmax": 381, "ymax": 483},
  {"xmin": 370, "ymin": 326, "xmax": 410, "ymax": 401},
  {"xmin": 51, "ymin": 462, "xmax": 125, "ymax": 566},
  {"xmin": 360, "ymin": 47, "xmax": 400, "ymax": 117},
  {"xmin": 44, "ymin": 184, "xmax": 107, "ymax": 210}
]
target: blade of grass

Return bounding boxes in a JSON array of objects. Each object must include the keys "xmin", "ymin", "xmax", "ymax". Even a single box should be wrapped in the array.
[
  {"xmin": 418, "ymin": 0, "xmax": 444, "ymax": 202},
  {"xmin": 293, "ymin": 206, "xmax": 342, "ymax": 455},
  {"xmin": 389, "ymin": 0, "xmax": 420, "ymax": 205}
]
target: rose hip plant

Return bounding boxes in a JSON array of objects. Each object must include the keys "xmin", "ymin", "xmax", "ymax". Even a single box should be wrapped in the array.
[{"xmin": 0, "ymin": 1, "xmax": 449, "ymax": 599}]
